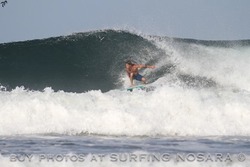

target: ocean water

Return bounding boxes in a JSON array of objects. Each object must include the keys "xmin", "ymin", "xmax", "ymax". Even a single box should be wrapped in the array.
[{"xmin": 0, "ymin": 29, "xmax": 250, "ymax": 166}]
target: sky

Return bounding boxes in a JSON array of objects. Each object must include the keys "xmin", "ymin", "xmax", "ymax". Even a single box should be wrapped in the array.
[{"xmin": 0, "ymin": 0, "xmax": 250, "ymax": 43}]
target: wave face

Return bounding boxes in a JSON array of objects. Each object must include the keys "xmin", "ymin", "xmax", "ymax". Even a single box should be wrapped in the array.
[
  {"xmin": 0, "ymin": 30, "xmax": 162, "ymax": 92},
  {"xmin": 1, "ymin": 29, "xmax": 250, "ymax": 136}
]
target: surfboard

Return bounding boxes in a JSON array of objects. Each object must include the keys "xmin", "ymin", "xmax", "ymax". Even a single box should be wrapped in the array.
[{"xmin": 126, "ymin": 85, "xmax": 145, "ymax": 91}]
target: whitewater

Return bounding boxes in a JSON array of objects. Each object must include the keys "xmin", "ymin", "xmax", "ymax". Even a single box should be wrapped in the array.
[
  {"xmin": 0, "ymin": 84, "xmax": 250, "ymax": 136},
  {"xmin": 1, "ymin": 29, "xmax": 250, "ymax": 167}
]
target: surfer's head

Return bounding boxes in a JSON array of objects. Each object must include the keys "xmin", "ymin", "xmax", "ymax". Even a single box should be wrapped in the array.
[{"xmin": 125, "ymin": 60, "xmax": 133, "ymax": 65}]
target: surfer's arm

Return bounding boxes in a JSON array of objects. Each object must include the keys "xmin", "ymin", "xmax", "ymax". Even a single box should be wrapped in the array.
[
  {"xmin": 126, "ymin": 69, "xmax": 132, "ymax": 78},
  {"xmin": 137, "ymin": 64, "xmax": 155, "ymax": 69},
  {"xmin": 126, "ymin": 72, "xmax": 130, "ymax": 77},
  {"xmin": 125, "ymin": 67, "xmax": 130, "ymax": 76}
]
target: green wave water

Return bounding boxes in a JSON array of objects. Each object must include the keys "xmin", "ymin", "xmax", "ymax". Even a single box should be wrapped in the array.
[{"xmin": 0, "ymin": 30, "xmax": 161, "ymax": 92}]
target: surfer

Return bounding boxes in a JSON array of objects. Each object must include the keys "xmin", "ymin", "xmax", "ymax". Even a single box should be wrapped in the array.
[{"xmin": 125, "ymin": 60, "xmax": 155, "ymax": 86}]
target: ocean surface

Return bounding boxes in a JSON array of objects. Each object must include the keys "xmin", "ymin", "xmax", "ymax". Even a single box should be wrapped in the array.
[{"xmin": 1, "ymin": 29, "xmax": 250, "ymax": 166}]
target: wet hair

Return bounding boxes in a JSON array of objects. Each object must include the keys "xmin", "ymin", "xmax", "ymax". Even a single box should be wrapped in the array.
[{"xmin": 125, "ymin": 60, "xmax": 133, "ymax": 65}]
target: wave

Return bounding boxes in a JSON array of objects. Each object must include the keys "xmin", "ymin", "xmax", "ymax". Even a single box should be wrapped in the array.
[
  {"xmin": 0, "ymin": 30, "xmax": 163, "ymax": 92},
  {"xmin": 1, "ymin": 29, "xmax": 250, "ymax": 92},
  {"xmin": 0, "ymin": 29, "xmax": 250, "ymax": 137}
]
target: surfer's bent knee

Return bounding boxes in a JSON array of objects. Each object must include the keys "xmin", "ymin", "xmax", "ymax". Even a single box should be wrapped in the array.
[{"xmin": 142, "ymin": 77, "xmax": 146, "ymax": 83}]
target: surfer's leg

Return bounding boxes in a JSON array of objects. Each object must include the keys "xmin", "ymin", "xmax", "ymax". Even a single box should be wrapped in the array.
[
  {"xmin": 129, "ymin": 73, "xmax": 134, "ymax": 86},
  {"xmin": 134, "ymin": 74, "xmax": 146, "ymax": 84},
  {"xmin": 141, "ymin": 77, "xmax": 146, "ymax": 84}
]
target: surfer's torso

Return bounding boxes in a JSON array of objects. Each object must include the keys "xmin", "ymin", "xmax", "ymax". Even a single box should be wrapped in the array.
[{"xmin": 126, "ymin": 64, "xmax": 139, "ymax": 75}]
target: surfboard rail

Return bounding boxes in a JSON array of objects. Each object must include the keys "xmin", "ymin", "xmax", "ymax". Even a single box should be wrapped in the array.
[{"xmin": 126, "ymin": 85, "xmax": 145, "ymax": 91}]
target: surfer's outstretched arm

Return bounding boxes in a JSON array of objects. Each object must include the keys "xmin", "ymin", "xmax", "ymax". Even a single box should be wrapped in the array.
[{"xmin": 137, "ymin": 64, "xmax": 155, "ymax": 69}]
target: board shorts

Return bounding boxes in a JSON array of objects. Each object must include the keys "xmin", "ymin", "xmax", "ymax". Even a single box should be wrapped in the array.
[{"xmin": 133, "ymin": 74, "xmax": 143, "ymax": 81}]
